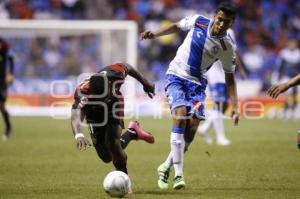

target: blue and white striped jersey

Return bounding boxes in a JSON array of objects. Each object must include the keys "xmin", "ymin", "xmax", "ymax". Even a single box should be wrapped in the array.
[
  {"xmin": 166, "ymin": 15, "xmax": 236, "ymax": 84},
  {"xmin": 206, "ymin": 28, "xmax": 237, "ymax": 85}
]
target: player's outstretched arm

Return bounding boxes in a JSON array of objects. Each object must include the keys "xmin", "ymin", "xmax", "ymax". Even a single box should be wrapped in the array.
[
  {"xmin": 71, "ymin": 108, "xmax": 91, "ymax": 150},
  {"xmin": 267, "ymin": 74, "xmax": 300, "ymax": 99},
  {"xmin": 225, "ymin": 72, "xmax": 240, "ymax": 125},
  {"xmin": 124, "ymin": 63, "xmax": 155, "ymax": 98},
  {"xmin": 140, "ymin": 22, "xmax": 180, "ymax": 40}
]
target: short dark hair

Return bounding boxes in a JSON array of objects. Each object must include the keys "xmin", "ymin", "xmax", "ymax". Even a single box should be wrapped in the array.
[
  {"xmin": 89, "ymin": 74, "xmax": 106, "ymax": 95},
  {"xmin": 216, "ymin": 2, "xmax": 237, "ymax": 21}
]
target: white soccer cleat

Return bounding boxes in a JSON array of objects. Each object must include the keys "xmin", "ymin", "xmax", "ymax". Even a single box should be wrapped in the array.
[
  {"xmin": 2, "ymin": 134, "xmax": 8, "ymax": 141},
  {"xmin": 216, "ymin": 138, "xmax": 231, "ymax": 146}
]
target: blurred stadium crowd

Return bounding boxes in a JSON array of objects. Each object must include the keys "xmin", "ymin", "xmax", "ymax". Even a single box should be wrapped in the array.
[{"xmin": 1, "ymin": 0, "xmax": 299, "ymax": 94}]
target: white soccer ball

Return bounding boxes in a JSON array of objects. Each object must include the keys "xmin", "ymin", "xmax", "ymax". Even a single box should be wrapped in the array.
[{"xmin": 103, "ymin": 171, "xmax": 131, "ymax": 197}]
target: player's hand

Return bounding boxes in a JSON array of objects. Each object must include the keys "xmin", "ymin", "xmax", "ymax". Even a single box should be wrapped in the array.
[
  {"xmin": 5, "ymin": 74, "xmax": 14, "ymax": 85},
  {"xmin": 140, "ymin": 31, "xmax": 156, "ymax": 40},
  {"xmin": 267, "ymin": 83, "xmax": 289, "ymax": 99},
  {"xmin": 143, "ymin": 83, "xmax": 155, "ymax": 98},
  {"xmin": 231, "ymin": 109, "xmax": 240, "ymax": 126},
  {"xmin": 76, "ymin": 137, "xmax": 91, "ymax": 150}
]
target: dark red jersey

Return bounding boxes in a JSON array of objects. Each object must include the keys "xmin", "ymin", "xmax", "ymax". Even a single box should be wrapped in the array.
[
  {"xmin": 98, "ymin": 63, "xmax": 128, "ymax": 81},
  {"xmin": 72, "ymin": 63, "xmax": 128, "ymax": 128}
]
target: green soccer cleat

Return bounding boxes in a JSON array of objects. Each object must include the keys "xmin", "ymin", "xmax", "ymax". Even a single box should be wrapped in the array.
[
  {"xmin": 173, "ymin": 174, "xmax": 186, "ymax": 190},
  {"xmin": 157, "ymin": 163, "xmax": 170, "ymax": 189}
]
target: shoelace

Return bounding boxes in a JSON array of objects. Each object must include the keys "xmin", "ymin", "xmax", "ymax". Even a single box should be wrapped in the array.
[
  {"xmin": 174, "ymin": 175, "xmax": 183, "ymax": 183},
  {"xmin": 159, "ymin": 170, "xmax": 169, "ymax": 183}
]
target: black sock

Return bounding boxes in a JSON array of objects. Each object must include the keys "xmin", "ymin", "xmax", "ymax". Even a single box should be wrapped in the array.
[
  {"xmin": 118, "ymin": 167, "xmax": 128, "ymax": 174},
  {"xmin": 120, "ymin": 129, "xmax": 137, "ymax": 149},
  {"xmin": 113, "ymin": 160, "xmax": 128, "ymax": 174}
]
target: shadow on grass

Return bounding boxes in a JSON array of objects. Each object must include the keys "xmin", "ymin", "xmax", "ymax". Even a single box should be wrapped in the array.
[
  {"xmin": 134, "ymin": 189, "xmax": 203, "ymax": 196},
  {"xmin": 134, "ymin": 187, "xmax": 300, "ymax": 196}
]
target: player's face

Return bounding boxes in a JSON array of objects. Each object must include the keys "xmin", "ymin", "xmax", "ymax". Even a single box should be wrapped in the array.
[{"xmin": 211, "ymin": 11, "xmax": 234, "ymax": 36}]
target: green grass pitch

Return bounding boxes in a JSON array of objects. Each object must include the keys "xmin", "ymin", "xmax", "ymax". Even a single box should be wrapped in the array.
[{"xmin": 0, "ymin": 116, "xmax": 299, "ymax": 199}]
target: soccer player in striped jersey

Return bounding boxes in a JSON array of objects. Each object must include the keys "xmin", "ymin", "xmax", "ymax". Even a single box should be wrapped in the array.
[
  {"xmin": 71, "ymin": 63, "xmax": 155, "ymax": 177},
  {"xmin": 141, "ymin": 3, "xmax": 239, "ymax": 189}
]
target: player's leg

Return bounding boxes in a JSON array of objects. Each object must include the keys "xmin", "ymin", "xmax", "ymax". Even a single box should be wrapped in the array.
[
  {"xmin": 196, "ymin": 83, "xmax": 216, "ymax": 144},
  {"xmin": 158, "ymin": 106, "xmax": 187, "ymax": 190},
  {"xmin": 203, "ymin": 83, "xmax": 230, "ymax": 145},
  {"xmin": 157, "ymin": 152, "xmax": 172, "ymax": 189},
  {"xmin": 185, "ymin": 117, "xmax": 201, "ymax": 150},
  {"xmin": 157, "ymin": 117, "xmax": 200, "ymax": 189},
  {"xmin": 166, "ymin": 79, "xmax": 206, "ymax": 189},
  {"xmin": 120, "ymin": 121, "xmax": 154, "ymax": 149},
  {"xmin": 0, "ymin": 89, "xmax": 12, "ymax": 140},
  {"xmin": 291, "ymin": 87, "xmax": 298, "ymax": 119},
  {"xmin": 283, "ymin": 86, "xmax": 296, "ymax": 120},
  {"xmin": 170, "ymin": 106, "xmax": 187, "ymax": 189},
  {"xmin": 157, "ymin": 75, "xmax": 187, "ymax": 189},
  {"xmin": 157, "ymin": 117, "xmax": 201, "ymax": 190},
  {"xmin": 113, "ymin": 95, "xmax": 154, "ymax": 149},
  {"xmin": 106, "ymin": 122, "xmax": 128, "ymax": 174},
  {"xmin": 88, "ymin": 124, "xmax": 113, "ymax": 163},
  {"xmin": 213, "ymin": 101, "xmax": 231, "ymax": 146},
  {"xmin": 197, "ymin": 111, "xmax": 213, "ymax": 144},
  {"xmin": 187, "ymin": 78, "xmax": 207, "ymax": 148}
]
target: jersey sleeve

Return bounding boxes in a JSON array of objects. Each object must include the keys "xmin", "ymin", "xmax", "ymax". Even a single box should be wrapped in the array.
[
  {"xmin": 72, "ymin": 95, "xmax": 88, "ymax": 110},
  {"xmin": 109, "ymin": 63, "xmax": 128, "ymax": 79},
  {"xmin": 177, "ymin": 15, "xmax": 199, "ymax": 31},
  {"xmin": 72, "ymin": 80, "xmax": 90, "ymax": 109}
]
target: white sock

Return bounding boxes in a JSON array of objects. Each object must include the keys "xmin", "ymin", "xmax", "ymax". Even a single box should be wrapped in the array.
[
  {"xmin": 212, "ymin": 109, "xmax": 226, "ymax": 141},
  {"xmin": 164, "ymin": 141, "xmax": 191, "ymax": 169},
  {"xmin": 164, "ymin": 152, "xmax": 173, "ymax": 169},
  {"xmin": 170, "ymin": 132, "xmax": 185, "ymax": 176}
]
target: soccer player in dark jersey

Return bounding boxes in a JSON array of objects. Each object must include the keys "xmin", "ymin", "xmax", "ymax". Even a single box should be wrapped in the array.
[
  {"xmin": 71, "ymin": 63, "xmax": 155, "ymax": 176},
  {"xmin": 0, "ymin": 38, "xmax": 14, "ymax": 141},
  {"xmin": 267, "ymin": 74, "xmax": 300, "ymax": 149}
]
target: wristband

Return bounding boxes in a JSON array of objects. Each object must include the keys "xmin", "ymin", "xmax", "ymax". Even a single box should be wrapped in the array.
[{"xmin": 75, "ymin": 133, "xmax": 84, "ymax": 140}]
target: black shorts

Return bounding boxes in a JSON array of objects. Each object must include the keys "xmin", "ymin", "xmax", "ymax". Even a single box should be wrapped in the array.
[
  {"xmin": 87, "ymin": 120, "xmax": 122, "ymax": 147},
  {"xmin": 83, "ymin": 95, "xmax": 125, "ymax": 129}
]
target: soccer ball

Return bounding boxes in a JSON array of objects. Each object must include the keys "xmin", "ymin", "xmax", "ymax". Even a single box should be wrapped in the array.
[{"xmin": 103, "ymin": 171, "xmax": 131, "ymax": 197}]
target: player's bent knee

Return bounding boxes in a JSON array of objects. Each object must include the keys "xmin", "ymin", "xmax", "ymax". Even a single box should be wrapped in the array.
[
  {"xmin": 101, "ymin": 158, "xmax": 112, "ymax": 163},
  {"xmin": 98, "ymin": 153, "xmax": 112, "ymax": 163},
  {"xmin": 94, "ymin": 146, "xmax": 112, "ymax": 163}
]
